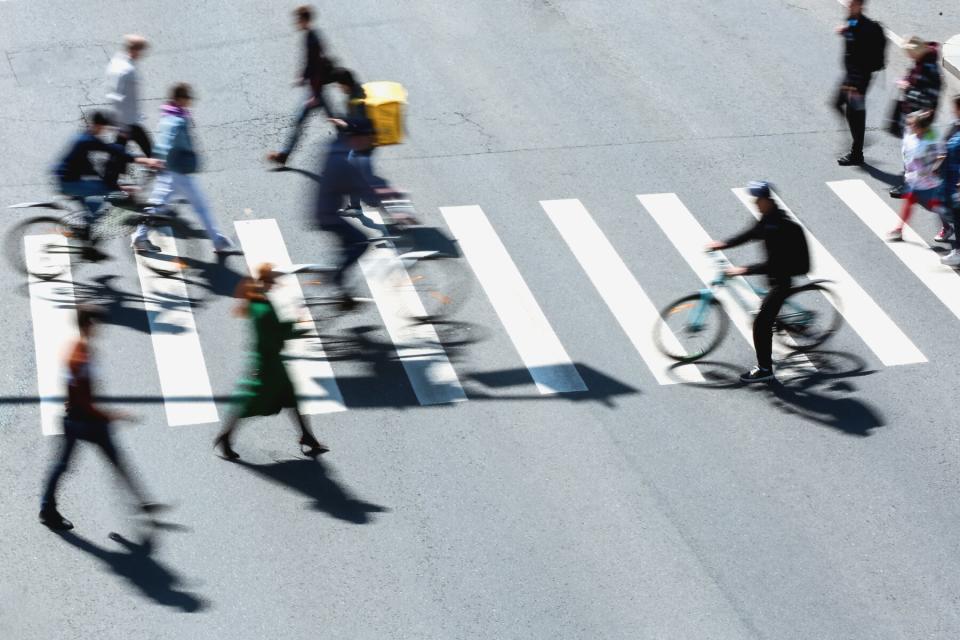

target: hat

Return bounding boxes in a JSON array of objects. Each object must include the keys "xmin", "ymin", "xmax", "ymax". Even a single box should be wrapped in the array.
[
  {"xmin": 341, "ymin": 117, "xmax": 375, "ymax": 136},
  {"xmin": 747, "ymin": 180, "xmax": 772, "ymax": 199},
  {"xmin": 902, "ymin": 36, "xmax": 928, "ymax": 55}
]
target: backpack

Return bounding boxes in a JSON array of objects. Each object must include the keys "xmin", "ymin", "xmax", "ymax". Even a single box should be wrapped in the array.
[
  {"xmin": 866, "ymin": 20, "xmax": 887, "ymax": 72},
  {"xmin": 351, "ymin": 81, "xmax": 407, "ymax": 146},
  {"xmin": 784, "ymin": 218, "xmax": 811, "ymax": 276}
]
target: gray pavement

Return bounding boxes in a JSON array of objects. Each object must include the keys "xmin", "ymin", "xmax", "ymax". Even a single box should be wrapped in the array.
[{"xmin": 1, "ymin": 1, "xmax": 960, "ymax": 639}]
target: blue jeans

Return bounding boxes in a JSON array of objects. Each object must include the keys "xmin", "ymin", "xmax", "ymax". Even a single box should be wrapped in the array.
[
  {"xmin": 59, "ymin": 179, "xmax": 113, "ymax": 220},
  {"xmin": 347, "ymin": 149, "xmax": 381, "ymax": 209}
]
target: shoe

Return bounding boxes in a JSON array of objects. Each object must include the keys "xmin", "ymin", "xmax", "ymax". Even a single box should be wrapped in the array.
[
  {"xmin": 140, "ymin": 502, "xmax": 170, "ymax": 515},
  {"xmin": 39, "ymin": 508, "xmax": 74, "ymax": 531},
  {"xmin": 214, "ymin": 434, "xmax": 239, "ymax": 460},
  {"xmin": 739, "ymin": 367, "xmax": 774, "ymax": 383},
  {"xmin": 299, "ymin": 434, "xmax": 329, "ymax": 457},
  {"xmin": 934, "ymin": 226, "xmax": 954, "ymax": 243},
  {"xmin": 267, "ymin": 151, "xmax": 288, "ymax": 167},
  {"xmin": 341, "ymin": 207, "xmax": 363, "ymax": 218},
  {"xmin": 213, "ymin": 237, "xmax": 238, "ymax": 255},
  {"xmin": 338, "ymin": 294, "xmax": 358, "ymax": 312},
  {"xmin": 941, "ymin": 250, "xmax": 960, "ymax": 267},
  {"xmin": 132, "ymin": 237, "xmax": 161, "ymax": 253},
  {"xmin": 889, "ymin": 184, "xmax": 906, "ymax": 199},
  {"xmin": 837, "ymin": 153, "xmax": 864, "ymax": 166},
  {"xmin": 886, "ymin": 228, "xmax": 903, "ymax": 242}
]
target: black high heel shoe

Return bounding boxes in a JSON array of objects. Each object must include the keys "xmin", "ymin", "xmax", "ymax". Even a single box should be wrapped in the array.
[
  {"xmin": 214, "ymin": 434, "xmax": 240, "ymax": 460},
  {"xmin": 299, "ymin": 435, "xmax": 329, "ymax": 457}
]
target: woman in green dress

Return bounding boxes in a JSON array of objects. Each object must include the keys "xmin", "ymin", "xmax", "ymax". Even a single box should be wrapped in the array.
[{"xmin": 214, "ymin": 263, "xmax": 328, "ymax": 459}]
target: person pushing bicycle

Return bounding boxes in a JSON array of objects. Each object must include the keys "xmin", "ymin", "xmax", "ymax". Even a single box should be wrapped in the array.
[{"xmin": 705, "ymin": 181, "xmax": 810, "ymax": 383}]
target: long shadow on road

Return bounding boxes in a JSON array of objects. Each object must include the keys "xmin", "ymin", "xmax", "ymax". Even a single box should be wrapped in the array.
[
  {"xmin": 55, "ymin": 530, "xmax": 207, "ymax": 612},
  {"xmin": 232, "ymin": 457, "xmax": 389, "ymax": 524}
]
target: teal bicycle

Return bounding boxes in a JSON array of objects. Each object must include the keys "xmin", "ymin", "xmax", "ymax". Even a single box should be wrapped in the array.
[{"xmin": 653, "ymin": 252, "xmax": 843, "ymax": 363}]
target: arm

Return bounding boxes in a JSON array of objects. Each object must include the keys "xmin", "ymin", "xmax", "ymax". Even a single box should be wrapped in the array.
[
  {"xmin": 66, "ymin": 343, "xmax": 111, "ymax": 422},
  {"xmin": 722, "ymin": 219, "xmax": 762, "ymax": 249}
]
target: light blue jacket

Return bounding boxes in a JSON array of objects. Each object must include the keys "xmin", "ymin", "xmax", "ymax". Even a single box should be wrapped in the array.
[{"xmin": 154, "ymin": 105, "xmax": 198, "ymax": 174}]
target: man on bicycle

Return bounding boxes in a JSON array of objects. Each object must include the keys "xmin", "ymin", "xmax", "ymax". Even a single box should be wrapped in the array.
[
  {"xmin": 314, "ymin": 117, "xmax": 401, "ymax": 309},
  {"xmin": 706, "ymin": 181, "xmax": 810, "ymax": 383},
  {"xmin": 53, "ymin": 110, "xmax": 162, "ymax": 234}
]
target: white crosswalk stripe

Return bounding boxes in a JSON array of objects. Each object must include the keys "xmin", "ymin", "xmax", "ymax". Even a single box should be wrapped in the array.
[
  {"xmin": 134, "ymin": 227, "xmax": 219, "ymax": 426},
  {"xmin": 234, "ymin": 218, "xmax": 346, "ymax": 415},
  {"xmin": 359, "ymin": 210, "xmax": 467, "ymax": 405},
  {"xmin": 25, "ymin": 235, "xmax": 78, "ymax": 436},
  {"xmin": 731, "ymin": 187, "xmax": 926, "ymax": 366},
  {"xmin": 541, "ymin": 198, "xmax": 703, "ymax": 384},
  {"xmin": 440, "ymin": 205, "xmax": 587, "ymax": 394},
  {"xmin": 828, "ymin": 179, "xmax": 960, "ymax": 323},
  {"xmin": 637, "ymin": 193, "xmax": 815, "ymax": 372}
]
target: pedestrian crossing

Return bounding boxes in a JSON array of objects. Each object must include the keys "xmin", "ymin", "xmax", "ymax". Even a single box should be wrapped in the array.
[{"xmin": 23, "ymin": 178, "xmax": 960, "ymax": 433}]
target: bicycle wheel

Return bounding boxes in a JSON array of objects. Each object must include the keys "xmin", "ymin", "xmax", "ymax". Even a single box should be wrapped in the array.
[
  {"xmin": 5, "ymin": 215, "xmax": 83, "ymax": 280},
  {"xmin": 401, "ymin": 254, "xmax": 469, "ymax": 322},
  {"xmin": 774, "ymin": 281, "xmax": 843, "ymax": 351},
  {"xmin": 654, "ymin": 293, "xmax": 729, "ymax": 362}
]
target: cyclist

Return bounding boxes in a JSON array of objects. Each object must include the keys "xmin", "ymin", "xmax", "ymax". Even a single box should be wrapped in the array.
[
  {"xmin": 330, "ymin": 67, "xmax": 375, "ymax": 217},
  {"xmin": 53, "ymin": 110, "xmax": 162, "ymax": 235},
  {"xmin": 705, "ymin": 181, "xmax": 810, "ymax": 383},
  {"xmin": 314, "ymin": 117, "xmax": 402, "ymax": 309}
]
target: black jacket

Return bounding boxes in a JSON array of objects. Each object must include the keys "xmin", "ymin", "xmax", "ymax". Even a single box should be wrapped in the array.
[
  {"xmin": 842, "ymin": 14, "xmax": 883, "ymax": 90},
  {"xmin": 54, "ymin": 132, "xmax": 133, "ymax": 182},
  {"xmin": 903, "ymin": 45, "xmax": 942, "ymax": 112},
  {"xmin": 302, "ymin": 29, "xmax": 332, "ymax": 95},
  {"xmin": 313, "ymin": 137, "xmax": 383, "ymax": 227},
  {"xmin": 724, "ymin": 207, "xmax": 810, "ymax": 285}
]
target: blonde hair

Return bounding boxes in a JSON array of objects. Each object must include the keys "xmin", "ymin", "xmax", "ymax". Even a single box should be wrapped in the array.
[
  {"xmin": 124, "ymin": 34, "xmax": 148, "ymax": 53},
  {"xmin": 233, "ymin": 263, "xmax": 275, "ymax": 316}
]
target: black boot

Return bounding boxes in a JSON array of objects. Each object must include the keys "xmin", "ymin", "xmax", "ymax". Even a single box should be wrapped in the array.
[
  {"xmin": 889, "ymin": 184, "xmax": 907, "ymax": 199},
  {"xmin": 837, "ymin": 152, "xmax": 864, "ymax": 166}
]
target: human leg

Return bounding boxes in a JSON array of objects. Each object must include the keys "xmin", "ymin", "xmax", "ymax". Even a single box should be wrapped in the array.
[
  {"xmin": 59, "ymin": 180, "xmax": 113, "ymax": 220},
  {"xmin": 171, "ymin": 172, "xmax": 234, "ymax": 251},
  {"xmin": 39, "ymin": 425, "xmax": 79, "ymax": 516},
  {"xmin": 132, "ymin": 171, "xmax": 176, "ymax": 246},
  {"xmin": 751, "ymin": 284, "xmax": 791, "ymax": 373},
  {"xmin": 289, "ymin": 408, "xmax": 328, "ymax": 456},
  {"xmin": 325, "ymin": 220, "xmax": 370, "ymax": 293}
]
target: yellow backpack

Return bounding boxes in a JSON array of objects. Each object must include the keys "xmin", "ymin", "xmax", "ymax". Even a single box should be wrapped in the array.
[{"xmin": 352, "ymin": 81, "xmax": 407, "ymax": 146}]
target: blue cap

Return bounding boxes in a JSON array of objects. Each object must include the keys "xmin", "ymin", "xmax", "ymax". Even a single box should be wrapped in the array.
[{"xmin": 747, "ymin": 181, "xmax": 772, "ymax": 199}]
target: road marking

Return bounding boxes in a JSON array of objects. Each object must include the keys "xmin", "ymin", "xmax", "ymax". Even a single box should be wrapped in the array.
[
  {"xmin": 234, "ymin": 219, "xmax": 346, "ymax": 414},
  {"xmin": 134, "ymin": 227, "xmax": 219, "ymax": 426},
  {"xmin": 541, "ymin": 198, "xmax": 703, "ymax": 384},
  {"xmin": 828, "ymin": 179, "xmax": 960, "ymax": 323},
  {"xmin": 359, "ymin": 211, "xmax": 466, "ymax": 405},
  {"xmin": 732, "ymin": 187, "xmax": 926, "ymax": 366},
  {"xmin": 440, "ymin": 205, "xmax": 587, "ymax": 394},
  {"xmin": 637, "ymin": 193, "xmax": 815, "ymax": 371},
  {"xmin": 25, "ymin": 235, "xmax": 77, "ymax": 436}
]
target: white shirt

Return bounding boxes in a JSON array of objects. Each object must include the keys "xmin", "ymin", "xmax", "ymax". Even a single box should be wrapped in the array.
[{"xmin": 105, "ymin": 53, "xmax": 141, "ymax": 126}]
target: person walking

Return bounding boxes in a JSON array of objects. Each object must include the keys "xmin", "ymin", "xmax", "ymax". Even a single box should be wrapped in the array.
[
  {"xmin": 939, "ymin": 96, "xmax": 960, "ymax": 266},
  {"xmin": 104, "ymin": 34, "xmax": 152, "ymax": 187},
  {"xmin": 266, "ymin": 4, "xmax": 335, "ymax": 168},
  {"xmin": 889, "ymin": 37, "xmax": 942, "ymax": 198},
  {"xmin": 887, "ymin": 110, "xmax": 947, "ymax": 242},
  {"xmin": 705, "ymin": 181, "xmax": 811, "ymax": 383},
  {"xmin": 835, "ymin": 0, "xmax": 886, "ymax": 166},
  {"xmin": 131, "ymin": 83, "xmax": 236, "ymax": 254},
  {"xmin": 39, "ymin": 305, "xmax": 166, "ymax": 531},
  {"xmin": 214, "ymin": 264, "xmax": 328, "ymax": 460}
]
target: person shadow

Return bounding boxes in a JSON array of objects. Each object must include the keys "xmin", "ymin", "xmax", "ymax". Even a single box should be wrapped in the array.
[
  {"xmin": 55, "ymin": 530, "xmax": 207, "ymax": 612},
  {"xmin": 234, "ymin": 457, "xmax": 389, "ymax": 524}
]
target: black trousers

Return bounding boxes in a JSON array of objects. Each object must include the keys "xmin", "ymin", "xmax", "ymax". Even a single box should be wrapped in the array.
[
  {"xmin": 104, "ymin": 124, "xmax": 153, "ymax": 188},
  {"xmin": 320, "ymin": 218, "xmax": 369, "ymax": 290},
  {"xmin": 40, "ymin": 417, "xmax": 144, "ymax": 511},
  {"xmin": 753, "ymin": 281, "xmax": 792, "ymax": 371},
  {"xmin": 834, "ymin": 80, "xmax": 870, "ymax": 157}
]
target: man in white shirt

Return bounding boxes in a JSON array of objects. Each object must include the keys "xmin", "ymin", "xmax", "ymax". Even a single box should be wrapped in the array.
[{"xmin": 105, "ymin": 34, "xmax": 151, "ymax": 186}]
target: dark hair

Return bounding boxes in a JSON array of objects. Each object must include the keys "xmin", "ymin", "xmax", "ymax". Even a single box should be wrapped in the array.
[
  {"xmin": 330, "ymin": 67, "xmax": 359, "ymax": 89},
  {"xmin": 294, "ymin": 4, "xmax": 312, "ymax": 22},
  {"xmin": 89, "ymin": 110, "xmax": 114, "ymax": 127},
  {"xmin": 76, "ymin": 304, "xmax": 106, "ymax": 330},
  {"xmin": 954, "ymin": 94, "xmax": 960, "ymax": 109},
  {"xmin": 170, "ymin": 82, "xmax": 193, "ymax": 101}
]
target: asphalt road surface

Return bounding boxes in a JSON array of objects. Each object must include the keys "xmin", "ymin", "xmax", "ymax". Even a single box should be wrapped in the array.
[{"xmin": 2, "ymin": 1, "xmax": 959, "ymax": 638}]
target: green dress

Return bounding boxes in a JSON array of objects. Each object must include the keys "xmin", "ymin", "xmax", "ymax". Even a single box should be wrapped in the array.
[{"xmin": 232, "ymin": 298, "xmax": 298, "ymax": 417}]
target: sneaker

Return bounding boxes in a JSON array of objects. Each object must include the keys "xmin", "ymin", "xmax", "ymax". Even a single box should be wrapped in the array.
[
  {"xmin": 934, "ymin": 226, "xmax": 954, "ymax": 243},
  {"xmin": 132, "ymin": 236, "xmax": 161, "ymax": 253},
  {"xmin": 739, "ymin": 367, "xmax": 775, "ymax": 383},
  {"xmin": 941, "ymin": 250, "xmax": 960, "ymax": 267},
  {"xmin": 39, "ymin": 508, "xmax": 74, "ymax": 531},
  {"xmin": 341, "ymin": 207, "xmax": 363, "ymax": 218},
  {"xmin": 889, "ymin": 184, "xmax": 906, "ymax": 199},
  {"xmin": 886, "ymin": 228, "xmax": 903, "ymax": 242},
  {"xmin": 837, "ymin": 153, "xmax": 864, "ymax": 166}
]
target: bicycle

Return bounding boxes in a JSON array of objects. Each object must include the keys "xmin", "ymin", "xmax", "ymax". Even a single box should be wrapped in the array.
[
  {"xmin": 653, "ymin": 252, "xmax": 843, "ymax": 363},
  {"xmin": 6, "ymin": 180, "xmax": 196, "ymax": 281},
  {"xmin": 277, "ymin": 197, "xmax": 475, "ymax": 348}
]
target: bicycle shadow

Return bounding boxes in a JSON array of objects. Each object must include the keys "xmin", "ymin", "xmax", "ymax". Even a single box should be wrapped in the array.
[
  {"xmin": 54, "ymin": 529, "xmax": 207, "ymax": 612},
  {"xmin": 668, "ymin": 350, "xmax": 885, "ymax": 436},
  {"xmin": 232, "ymin": 457, "xmax": 389, "ymax": 524}
]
